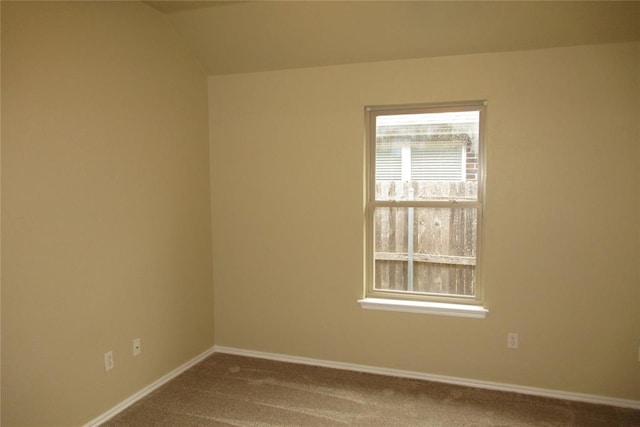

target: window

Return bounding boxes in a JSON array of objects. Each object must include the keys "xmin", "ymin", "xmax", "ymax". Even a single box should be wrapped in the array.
[{"xmin": 362, "ymin": 101, "xmax": 487, "ymax": 317}]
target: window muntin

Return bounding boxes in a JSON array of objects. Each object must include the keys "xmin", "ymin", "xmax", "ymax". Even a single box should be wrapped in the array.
[{"xmin": 366, "ymin": 102, "xmax": 485, "ymax": 305}]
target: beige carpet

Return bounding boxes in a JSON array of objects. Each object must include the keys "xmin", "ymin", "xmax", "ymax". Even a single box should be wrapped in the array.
[{"xmin": 103, "ymin": 353, "xmax": 640, "ymax": 426}]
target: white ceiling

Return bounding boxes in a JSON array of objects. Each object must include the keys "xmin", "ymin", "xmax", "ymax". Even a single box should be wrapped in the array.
[{"xmin": 146, "ymin": 1, "xmax": 640, "ymax": 75}]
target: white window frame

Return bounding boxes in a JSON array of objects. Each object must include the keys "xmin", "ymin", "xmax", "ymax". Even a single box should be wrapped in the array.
[{"xmin": 360, "ymin": 101, "xmax": 488, "ymax": 318}]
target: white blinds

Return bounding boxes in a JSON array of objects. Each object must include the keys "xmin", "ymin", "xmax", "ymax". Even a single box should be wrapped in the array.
[
  {"xmin": 375, "ymin": 145, "xmax": 402, "ymax": 180},
  {"xmin": 376, "ymin": 142, "xmax": 465, "ymax": 181}
]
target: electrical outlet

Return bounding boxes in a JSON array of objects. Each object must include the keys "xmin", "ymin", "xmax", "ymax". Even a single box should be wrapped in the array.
[
  {"xmin": 104, "ymin": 351, "xmax": 114, "ymax": 371},
  {"xmin": 507, "ymin": 333, "xmax": 519, "ymax": 349},
  {"xmin": 133, "ymin": 338, "xmax": 141, "ymax": 356}
]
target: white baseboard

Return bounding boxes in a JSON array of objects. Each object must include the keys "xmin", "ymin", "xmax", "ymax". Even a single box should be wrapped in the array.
[
  {"xmin": 213, "ymin": 345, "xmax": 640, "ymax": 410},
  {"xmin": 83, "ymin": 343, "xmax": 640, "ymax": 426},
  {"xmin": 84, "ymin": 346, "xmax": 216, "ymax": 427}
]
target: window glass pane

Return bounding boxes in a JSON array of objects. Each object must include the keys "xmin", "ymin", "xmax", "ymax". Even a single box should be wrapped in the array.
[
  {"xmin": 375, "ymin": 111, "xmax": 479, "ymax": 201},
  {"xmin": 374, "ymin": 206, "xmax": 477, "ymax": 296}
]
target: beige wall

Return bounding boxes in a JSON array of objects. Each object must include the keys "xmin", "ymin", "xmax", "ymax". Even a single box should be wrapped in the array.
[
  {"xmin": 1, "ymin": 1, "xmax": 638, "ymax": 424},
  {"xmin": 209, "ymin": 42, "xmax": 640, "ymax": 400},
  {"xmin": 1, "ymin": 2, "xmax": 214, "ymax": 425}
]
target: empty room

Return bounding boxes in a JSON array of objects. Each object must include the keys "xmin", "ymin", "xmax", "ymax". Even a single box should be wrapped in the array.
[{"xmin": 1, "ymin": 1, "xmax": 639, "ymax": 426}]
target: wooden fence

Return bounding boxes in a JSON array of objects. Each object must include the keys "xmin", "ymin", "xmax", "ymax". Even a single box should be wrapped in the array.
[{"xmin": 374, "ymin": 181, "xmax": 477, "ymax": 296}]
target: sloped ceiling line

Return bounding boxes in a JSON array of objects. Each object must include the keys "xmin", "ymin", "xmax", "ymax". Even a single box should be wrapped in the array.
[{"xmin": 146, "ymin": 1, "xmax": 640, "ymax": 75}]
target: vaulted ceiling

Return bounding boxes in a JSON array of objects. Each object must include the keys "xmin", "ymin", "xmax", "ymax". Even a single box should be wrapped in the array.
[{"xmin": 146, "ymin": 1, "xmax": 640, "ymax": 75}]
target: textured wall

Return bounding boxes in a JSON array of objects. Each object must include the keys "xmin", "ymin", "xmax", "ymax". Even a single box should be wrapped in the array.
[
  {"xmin": 209, "ymin": 42, "xmax": 640, "ymax": 401},
  {"xmin": 1, "ymin": 2, "xmax": 214, "ymax": 425}
]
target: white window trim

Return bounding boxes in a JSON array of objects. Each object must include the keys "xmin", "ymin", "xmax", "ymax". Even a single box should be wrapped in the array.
[
  {"xmin": 358, "ymin": 298, "xmax": 488, "ymax": 319},
  {"xmin": 363, "ymin": 100, "xmax": 488, "ymax": 316}
]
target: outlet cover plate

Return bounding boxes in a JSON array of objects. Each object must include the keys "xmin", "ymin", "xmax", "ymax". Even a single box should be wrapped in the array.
[
  {"xmin": 133, "ymin": 338, "xmax": 141, "ymax": 356},
  {"xmin": 104, "ymin": 351, "xmax": 114, "ymax": 371}
]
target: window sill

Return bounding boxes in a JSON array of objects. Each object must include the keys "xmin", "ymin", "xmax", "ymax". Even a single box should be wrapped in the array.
[{"xmin": 358, "ymin": 298, "xmax": 488, "ymax": 319}]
